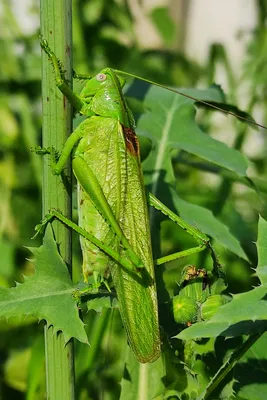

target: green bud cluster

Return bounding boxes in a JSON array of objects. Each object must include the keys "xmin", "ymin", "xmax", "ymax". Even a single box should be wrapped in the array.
[{"xmin": 173, "ymin": 266, "xmax": 226, "ymax": 325}]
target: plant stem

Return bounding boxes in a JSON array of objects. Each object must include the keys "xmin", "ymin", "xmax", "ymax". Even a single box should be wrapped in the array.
[{"xmin": 40, "ymin": 0, "xmax": 74, "ymax": 398}]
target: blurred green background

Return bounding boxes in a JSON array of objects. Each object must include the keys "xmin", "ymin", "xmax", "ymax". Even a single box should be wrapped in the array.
[{"xmin": 1, "ymin": 0, "xmax": 267, "ymax": 398}]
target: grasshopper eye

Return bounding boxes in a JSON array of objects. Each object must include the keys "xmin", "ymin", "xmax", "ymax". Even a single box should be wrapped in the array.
[{"xmin": 96, "ymin": 73, "xmax": 107, "ymax": 82}]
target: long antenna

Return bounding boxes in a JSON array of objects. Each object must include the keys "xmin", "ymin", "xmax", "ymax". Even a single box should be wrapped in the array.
[{"xmin": 115, "ymin": 69, "xmax": 266, "ymax": 130}]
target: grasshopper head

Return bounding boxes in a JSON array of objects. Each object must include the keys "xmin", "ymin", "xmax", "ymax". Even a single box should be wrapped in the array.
[{"xmin": 80, "ymin": 68, "xmax": 126, "ymax": 101}]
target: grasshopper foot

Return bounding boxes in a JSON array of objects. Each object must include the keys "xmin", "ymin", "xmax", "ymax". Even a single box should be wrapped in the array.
[
  {"xmin": 30, "ymin": 146, "xmax": 52, "ymax": 155},
  {"xmin": 39, "ymin": 36, "xmax": 52, "ymax": 56},
  {"xmin": 31, "ymin": 146, "xmax": 61, "ymax": 174},
  {"xmin": 32, "ymin": 213, "xmax": 55, "ymax": 239},
  {"xmin": 73, "ymin": 69, "xmax": 92, "ymax": 81}
]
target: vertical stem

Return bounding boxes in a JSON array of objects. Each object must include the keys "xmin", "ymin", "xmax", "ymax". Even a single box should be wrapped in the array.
[{"xmin": 40, "ymin": 0, "xmax": 74, "ymax": 398}]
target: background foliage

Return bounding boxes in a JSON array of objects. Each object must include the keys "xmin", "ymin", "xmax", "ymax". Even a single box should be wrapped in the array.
[{"xmin": 1, "ymin": 0, "xmax": 267, "ymax": 399}]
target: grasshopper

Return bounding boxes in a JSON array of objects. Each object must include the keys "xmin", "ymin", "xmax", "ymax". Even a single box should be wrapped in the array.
[{"xmin": 35, "ymin": 38, "xmax": 222, "ymax": 363}]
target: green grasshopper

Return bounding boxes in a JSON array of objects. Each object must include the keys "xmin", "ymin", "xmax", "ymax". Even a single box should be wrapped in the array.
[{"xmin": 35, "ymin": 38, "xmax": 221, "ymax": 363}]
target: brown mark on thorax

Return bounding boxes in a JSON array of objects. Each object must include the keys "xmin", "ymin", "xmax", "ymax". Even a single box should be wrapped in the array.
[{"xmin": 122, "ymin": 126, "xmax": 139, "ymax": 156}]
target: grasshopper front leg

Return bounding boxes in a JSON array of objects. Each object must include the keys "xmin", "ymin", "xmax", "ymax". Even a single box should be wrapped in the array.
[{"xmin": 40, "ymin": 38, "xmax": 85, "ymax": 113}]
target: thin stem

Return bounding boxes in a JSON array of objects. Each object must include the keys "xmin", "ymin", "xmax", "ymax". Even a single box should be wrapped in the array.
[{"xmin": 40, "ymin": 0, "xmax": 74, "ymax": 398}]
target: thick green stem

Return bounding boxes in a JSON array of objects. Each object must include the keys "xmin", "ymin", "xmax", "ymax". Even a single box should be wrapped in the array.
[{"xmin": 40, "ymin": 0, "xmax": 74, "ymax": 398}]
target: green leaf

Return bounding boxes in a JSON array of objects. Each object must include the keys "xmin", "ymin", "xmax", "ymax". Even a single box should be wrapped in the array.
[
  {"xmin": 87, "ymin": 296, "xmax": 118, "ymax": 313},
  {"xmin": 149, "ymin": 7, "xmax": 176, "ymax": 46},
  {"xmin": 174, "ymin": 195, "xmax": 248, "ymax": 260},
  {"xmin": 0, "ymin": 238, "xmax": 15, "ymax": 280},
  {"xmin": 4, "ymin": 348, "xmax": 31, "ymax": 392},
  {"xmin": 256, "ymin": 215, "xmax": 267, "ymax": 284},
  {"xmin": 197, "ymin": 101, "xmax": 258, "ymax": 129},
  {"xmin": 0, "ymin": 225, "xmax": 88, "ymax": 345},
  {"xmin": 137, "ymin": 85, "xmax": 248, "ymax": 186},
  {"xmin": 176, "ymin": 84, "xmax": 226, "ymax": 103},
  {"xmin": 83, "ymin": 0, "xmax": 104, "ymax": 25},
  {"xmin": 176, "ymin": 284, "xmax": 267, "ymax": 340}
]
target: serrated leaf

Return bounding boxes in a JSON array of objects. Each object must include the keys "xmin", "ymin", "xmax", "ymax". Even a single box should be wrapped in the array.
[
  {"xmin": 176, "ymin": 284, "xmax": 267, "ymax": 340},
  {"xmin": 0, "ymin": 225, "xmax": 88, "ymax": 345},
  {"xmin": 256, "ymin": 215, "xmax": 267, "ymax": 284}
]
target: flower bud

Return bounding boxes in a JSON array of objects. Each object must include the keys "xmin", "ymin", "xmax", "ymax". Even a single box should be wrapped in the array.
[
  {"xmin": 173, "ymin": 295, "xmax": 199, "ymax": 325},
  {"xmin": 201, "ymin": 295, "xmax": 225, "ymax": 320}
]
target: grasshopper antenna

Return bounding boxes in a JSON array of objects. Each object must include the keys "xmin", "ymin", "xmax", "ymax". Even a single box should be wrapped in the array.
[{"xmin": 116, "ymin": 69, "xmax": 267, "ymax": 130}]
